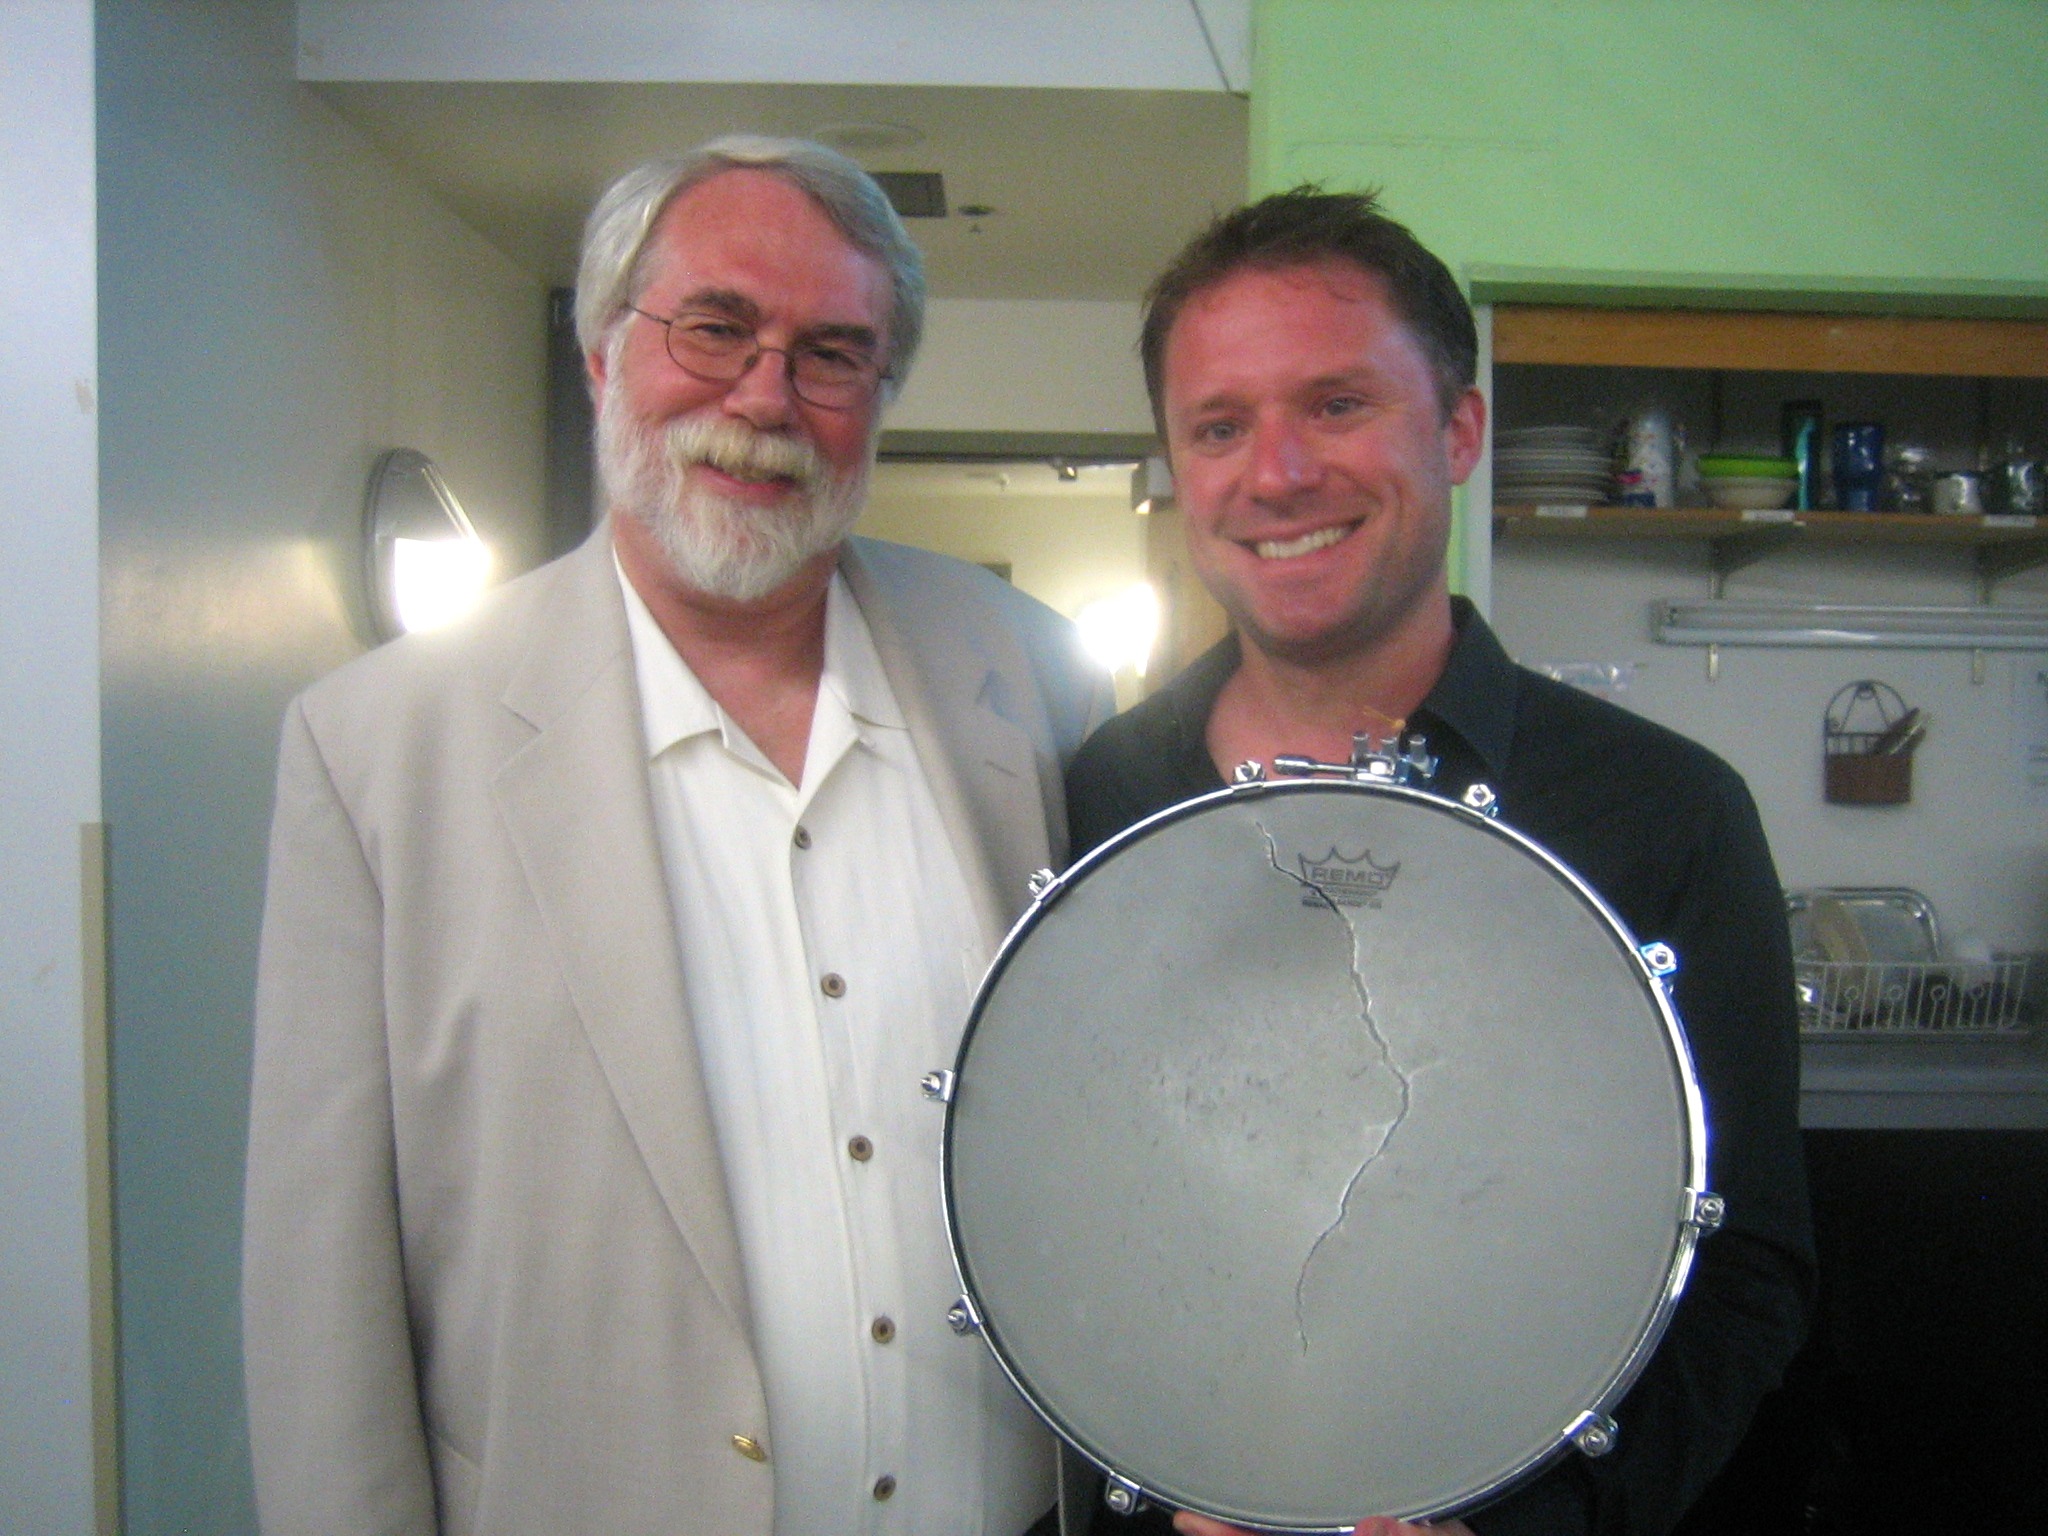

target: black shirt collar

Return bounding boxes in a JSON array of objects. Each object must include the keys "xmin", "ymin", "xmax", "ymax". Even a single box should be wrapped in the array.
[
  {"xmin": 1414, "ymin": 596, "xmax": 1518, "ymax": 784},
  {"xmin": 1156, "ymin": 597, "xmax": 1520, "ymax": 786}
]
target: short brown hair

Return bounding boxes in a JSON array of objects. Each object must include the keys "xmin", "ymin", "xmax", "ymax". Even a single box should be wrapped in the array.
[{"xmin": 1140, "ymin": 186, "xmax": 1477, "ymax": 430}]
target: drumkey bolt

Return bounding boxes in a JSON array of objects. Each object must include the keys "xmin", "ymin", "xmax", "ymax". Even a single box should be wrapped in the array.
[
  {"xmin": 1104, "ymin": 1476, "xmax": 1147, "ymax": 1515},
  {"xmin": 1568, "ymin": 1412, "xmax": 1620, "ymax": 1457}
]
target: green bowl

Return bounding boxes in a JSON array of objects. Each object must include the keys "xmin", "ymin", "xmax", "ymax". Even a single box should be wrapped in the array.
[{"xmin": 1699, "ymin": 454, "xmax": 1798, "ymax": 478}]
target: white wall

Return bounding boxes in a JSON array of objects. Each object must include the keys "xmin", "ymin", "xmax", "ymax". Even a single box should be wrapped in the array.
[
  {"xmin": 97, "ymin": 2, "xmax": 547, "ymax": 1528},
  {"xmin": 1488, "ymin": 359, "xmax": 2048, "ymax": 958},
  {"xmin": 889, "ymin": 299, "xmax": 1153, "ymax": 436},
  {"xmin": 859, "ymin": 462, "xmax": 1150, "ymax": 701},
  {"xmin": 1492, "ymin": 541, "xmax": 2048, "ymax": 953},
  {"xmin": 294, "ymin": 0, "xmax": 1251, "ymax": 91},
  {"xmin": 0, "ymin": 3, "xmax": 103, "ymax": 1530},
  {"xmin": 862, "ymin": 461, "xmax": 1148, "ymax": 613}
]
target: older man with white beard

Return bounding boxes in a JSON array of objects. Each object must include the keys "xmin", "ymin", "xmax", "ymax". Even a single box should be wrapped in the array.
[{"xmin": 242, "ymin": 136, "xmax": 1110, "ymax": 1536}]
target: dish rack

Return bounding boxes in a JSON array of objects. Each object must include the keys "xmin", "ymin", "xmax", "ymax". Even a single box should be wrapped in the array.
[
  {"xmin": 1795, "ymin": 956, "xmax": 2031, "ymax": 1037},
  {"xmin": 1786, "ymin": 886, "xmax": 2034, "ymax": 1037}
]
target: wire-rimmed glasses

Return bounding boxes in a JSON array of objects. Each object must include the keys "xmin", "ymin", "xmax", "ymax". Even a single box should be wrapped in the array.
[{"xmin": 627, "ymin": 306, "xmax": 887, "ymax": 410}]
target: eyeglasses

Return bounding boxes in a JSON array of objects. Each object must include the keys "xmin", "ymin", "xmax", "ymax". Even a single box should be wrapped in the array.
[{"xmin": 627, "ymin": 306, "xmax": 888, "ymax": 411}]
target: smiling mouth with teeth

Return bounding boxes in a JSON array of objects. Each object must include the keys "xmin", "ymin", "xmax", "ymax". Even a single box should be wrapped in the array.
[
  {"xmin": 707, "ymin": 462, "xmax": 793, "ymax": 485},
  {"xmin": 687, "ymin": 429, "xmax": 815, "ymax": 490},
  {"xmin": 692, "ymin": 447, "xmax": 807, "ymax": 490},
  {"xmin": 1253, "ymin": 524, "xmax": 1355, "ymax": 560}
]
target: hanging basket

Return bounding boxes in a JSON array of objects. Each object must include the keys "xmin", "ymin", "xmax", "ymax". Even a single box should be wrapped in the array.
[{"xmin": 1822, "ymin": 680, "xmax": 1917, "ymax": 806}]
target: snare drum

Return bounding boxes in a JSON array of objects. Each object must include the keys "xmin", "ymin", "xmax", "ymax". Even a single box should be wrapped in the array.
[{"xmin": 939, "ymin": 777, "xmax": 1714, "ymax": 1531}]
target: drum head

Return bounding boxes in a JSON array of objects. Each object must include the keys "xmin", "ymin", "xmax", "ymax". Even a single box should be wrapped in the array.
[{"xmin": 945, "ymin": 782, "xmax": 1703, "ymax": 1530}]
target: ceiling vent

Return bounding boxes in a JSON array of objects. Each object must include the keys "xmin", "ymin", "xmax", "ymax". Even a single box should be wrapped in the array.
[{"xmin": 872, "ymin": 172, "xmax": 948, "ymax": 219}]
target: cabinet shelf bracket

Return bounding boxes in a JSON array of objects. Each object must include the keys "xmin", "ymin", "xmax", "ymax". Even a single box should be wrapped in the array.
[
  {"xmin": 1708, "ymin": 527, "xmax": 1801, "ymax": 596},
  {"xmin": 1974, "ymin": 539, "xmax": 2048, "ymax": 603}
]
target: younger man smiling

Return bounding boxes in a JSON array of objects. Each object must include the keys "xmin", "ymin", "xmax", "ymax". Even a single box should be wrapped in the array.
[{"xmin": 1067, "ymin": 189, "xmax": 1814, "ymax": 1536}]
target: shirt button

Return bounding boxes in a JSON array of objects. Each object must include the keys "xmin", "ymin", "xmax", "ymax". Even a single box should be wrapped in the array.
[
  {"xmin": 847, "ymin": 1135, "xmax": 874, "ymax": 1162},
  {"xmin": 731, "ymin": 1433, "xmax": 767, "ymax": 1463},
  {"xmin": 793, "ymin": 825, "xmax": 812, "ymax": 850},
  {"xmin": 870, "ymin": 1315, "xmax": 896, "ymax": 1344},
  {"xmin": 820, "ymin": 972, "xmax": 846, "ymax": 999},
  {"xmin": 872, "ymin": 1474, "xmax": 897, "ymax": 1501}
]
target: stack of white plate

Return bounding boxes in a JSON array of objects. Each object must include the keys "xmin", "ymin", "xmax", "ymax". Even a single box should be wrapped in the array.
[{"xmin": 1495, "ymin": 425, "xmax": 1613, "ymax": 505}]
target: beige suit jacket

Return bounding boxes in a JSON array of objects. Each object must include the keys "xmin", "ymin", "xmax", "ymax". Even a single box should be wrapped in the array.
[{"xmin": 243, "ymin": 527, "xmax": 1109, "ymax": 1536}]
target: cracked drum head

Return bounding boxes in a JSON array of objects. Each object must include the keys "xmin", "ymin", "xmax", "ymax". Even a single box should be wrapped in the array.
[{"xmin": 943, "ymin": 780, "xmax": 1706, "ymax": 1531}]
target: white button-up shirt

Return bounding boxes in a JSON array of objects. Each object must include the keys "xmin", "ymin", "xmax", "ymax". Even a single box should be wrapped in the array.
[{"xmin": 620, "ymin": 565, "xmax": 1054, "ymax": 1535}]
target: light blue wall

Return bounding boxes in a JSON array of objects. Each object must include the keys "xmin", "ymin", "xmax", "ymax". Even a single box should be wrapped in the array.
[
  {"xmin": 1, "ymin": 3, "xmax": 103, "ymax": 1530},
  {"xmin": 97, "ymin": 1, "xmax": 545, "ymax": 1527}
]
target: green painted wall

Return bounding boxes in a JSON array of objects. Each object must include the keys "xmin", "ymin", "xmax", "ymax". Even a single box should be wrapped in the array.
[
  {"xmin": 1251, "ymin": 0, "xmax": 2048, "ymax": 590},
  {"xmin": 1252, "ymin": 0, "xmax": 2048, "ymax": 308}
]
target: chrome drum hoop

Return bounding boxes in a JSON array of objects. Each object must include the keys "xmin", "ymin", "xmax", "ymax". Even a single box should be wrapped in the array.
[{"xmin": 941, "ymin": 777, "xmax": 1711, "ymax": 1532}]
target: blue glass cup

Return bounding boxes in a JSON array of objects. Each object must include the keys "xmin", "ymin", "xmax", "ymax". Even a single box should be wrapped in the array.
[{"xmin": 1832, "ymin": 422, "xmax": 1886, "ymax": 511}]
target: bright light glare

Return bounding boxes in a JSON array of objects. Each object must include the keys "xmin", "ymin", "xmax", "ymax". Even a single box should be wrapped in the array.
[
  {"xmin": 1076, "ymin": 582, "xmax": 1160, "ymax": 676},
  {"xmin": 392, "ymin": 536, "xmax": 492, "ymax": 633}
]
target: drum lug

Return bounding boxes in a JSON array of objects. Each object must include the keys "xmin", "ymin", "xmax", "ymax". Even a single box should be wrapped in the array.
[
  {"xmin": 1273, "ymin": 730, "xmax": 1439, "ymax": 788},
  {"xmin": 1684, "ymin": 1188, "xmax": 1727, "ymax": 1233},
  {"xmin": 1460, "ymin": 782, "xmax": 1499, "ymax": 816},
  {"xmin": 1638, "ymin": 941, "xmax": 1679, "ymax": 979},
  {"xmin": 1102, "ymin": 1473, "xmax": 1149, "ymax": 1516},
  {"xmin": 946, "ymin": 1295, "xmax": 982, "ymax": 1335},
  {"xmin": 1231, "ymin": 759, "xmax": 1267, "ymax": 784},
  {"xmin": 1394, "ymin": 734, "xmax": 1440, "ymax": 785},
  {"xmin": 1566, "ymin": 1410, "xmax": 1620, "ymax": 1458},
  {"xmin": 1027, "ymin": 867, "xmax": 1058, "ymax": 900},
  {"xmin": 920, "ymin": 1068, "xmax": 956, "ymax": 1104}
]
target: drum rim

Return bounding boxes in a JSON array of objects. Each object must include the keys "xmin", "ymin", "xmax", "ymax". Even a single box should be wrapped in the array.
[{"xmin": 941, "ymin": 777, "xmax": 1712, "ymax": 1530}]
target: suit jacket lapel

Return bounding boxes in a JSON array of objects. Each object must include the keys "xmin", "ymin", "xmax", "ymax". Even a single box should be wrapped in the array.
[
  {"xmin": 840, "ymin": 540, "xmax": 1054, "ymax": 955},
  {"xmin": 492, "ymin": 530, "xmax": 752, "ymax": 1338}
]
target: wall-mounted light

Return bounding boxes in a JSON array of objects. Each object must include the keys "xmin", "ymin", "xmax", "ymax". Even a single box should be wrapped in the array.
[
  {"xmin": 364, "ymin": 449, "xmax": 492, "ymax": 641},
  {"xmin": 1077, "ymin": 582, "xmax": 1162, "ymax": 677},
  {"xmin": 1656, "ymin": 600, "xmax": 2048, "ymax": 650}
]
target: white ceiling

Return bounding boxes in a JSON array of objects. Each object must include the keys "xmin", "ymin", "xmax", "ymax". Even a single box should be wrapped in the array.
[
  {"xmin": 311, "ymin": 79, "xmax": 1248, "ymax": 300},
  {"xmin": 297, "ymin": 0, "xmax": 1252, "ymax": 91}
]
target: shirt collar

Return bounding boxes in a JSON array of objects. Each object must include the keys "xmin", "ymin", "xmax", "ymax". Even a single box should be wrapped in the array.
[
  {"xmin": 618, "ymin": 556, "xmax": 721, "ymax": 758},
  {"xmin": 1154, "ymin": 597, "xmax": 1520, "ymax": 786},
  {"xmin": 817, "ymin": 568, "xmax": 906, "ymax": 734},
  {"xmin": 1412, "ymin": 596, "xmax": 1519, "ymax": 784},
  {"xmin": 616, "ymin": 556, "xmax": 904, "ymax": 764}
]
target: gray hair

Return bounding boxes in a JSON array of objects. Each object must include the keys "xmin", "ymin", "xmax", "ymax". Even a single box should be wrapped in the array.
[{"xmin": 574, "ymin": 135, "xmax": 927, "ymax": 395}]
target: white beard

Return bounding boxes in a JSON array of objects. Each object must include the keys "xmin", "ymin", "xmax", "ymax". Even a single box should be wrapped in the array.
[{"xmin": 596, "ymin": 385, "xmax": 868, "ymax": 603}]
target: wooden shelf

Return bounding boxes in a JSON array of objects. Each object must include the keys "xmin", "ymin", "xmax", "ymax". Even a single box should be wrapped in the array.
[
  {"xmin": 1493, "ymin": 306, "xmax": 2048, "ymax": 378},
  {"xmin": 1495, "ymin": 506, "xmax": 2041, "ymax": 545},
  {"xmin": 1493, "ymin": 506, "xmax": 2048, "ymax": 593},
  {"xmin": 1488, "ymin": 304, "xmax": 2048, "ymax": 595}
]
